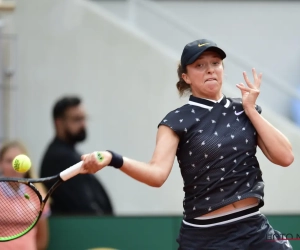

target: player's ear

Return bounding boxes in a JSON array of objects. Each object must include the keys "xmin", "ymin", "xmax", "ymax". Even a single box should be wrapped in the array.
[{"xmin": 182, "ymin": 73, "xmax": 191, "ymax": 85}]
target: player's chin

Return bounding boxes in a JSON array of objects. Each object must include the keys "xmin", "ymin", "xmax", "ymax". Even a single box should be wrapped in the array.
[{"xmin": 205, "ymin": 85, "xmax": 221, "ymax": 94}]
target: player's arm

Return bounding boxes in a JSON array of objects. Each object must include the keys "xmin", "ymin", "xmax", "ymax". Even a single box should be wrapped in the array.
[
  {"xmin": 82, "ymin": 125, "xmax": 179, "ymax": 187},
  {"xmin": 246, "ymin": 108, "xmax": 294, "ymax": 167},
  {"xmin": 120, "ymin": 125, "xmax": 179, "ymax": 187},
  {"xmin": 236, "ymin": 68, "xmax": 294, "ymax": 167}
]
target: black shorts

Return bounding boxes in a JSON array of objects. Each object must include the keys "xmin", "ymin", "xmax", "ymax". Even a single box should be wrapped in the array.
[{"xmin": 177, "ymin": 214, "xmax": 293, "ymax": 250}]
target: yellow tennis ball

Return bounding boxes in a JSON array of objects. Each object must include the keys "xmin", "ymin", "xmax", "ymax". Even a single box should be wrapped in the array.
[{"xmin": 12, "ymin": 154, "xmax": 31, "ymax": 173}]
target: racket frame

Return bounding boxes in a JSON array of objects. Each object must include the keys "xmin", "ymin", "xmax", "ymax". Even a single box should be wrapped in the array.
[
  {"xmin": 0, "ymin": 161, "xmax": 82, "ymax": 241},
  {"xmin": 0, "ymin": 175, "xmax": 62, "ymax": 241}
]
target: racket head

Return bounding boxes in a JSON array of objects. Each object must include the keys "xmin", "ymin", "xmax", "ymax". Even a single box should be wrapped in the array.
[
  {"xmin": 0, "ymin": 160, "xmax": 82, "ymax": 241},
  {"xmin": 0, "ymin": 180, "xmax": 43, "ymax": 241}
]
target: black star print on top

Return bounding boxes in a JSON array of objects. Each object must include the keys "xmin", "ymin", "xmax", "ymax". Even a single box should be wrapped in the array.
[{"xmin": 158, "ymin": 95, "xmax": 264, "ymax": 220}]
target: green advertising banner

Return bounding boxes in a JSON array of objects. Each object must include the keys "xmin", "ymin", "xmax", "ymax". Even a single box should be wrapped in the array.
[{"xmin": 48, "ymin": 215, "xmax": 300, "ymax": 250}]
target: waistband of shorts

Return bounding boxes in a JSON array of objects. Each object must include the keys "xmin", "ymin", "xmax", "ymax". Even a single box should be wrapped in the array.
[{"xmin": 183, "ymin": 206, "xmax": 260, "ymax": 228}]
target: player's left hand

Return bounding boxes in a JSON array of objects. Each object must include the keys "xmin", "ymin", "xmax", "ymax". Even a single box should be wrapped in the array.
[
  {"xmin": 236, "ymin": 68, "xmax": 262, "ymax": 113},
  {"xmin": 80, "ymin": 151, "xmax": 112, "ymax": 174}
]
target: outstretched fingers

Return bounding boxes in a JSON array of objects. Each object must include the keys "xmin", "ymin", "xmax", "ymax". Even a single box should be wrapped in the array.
[
  {"xmin": 252, "ymin": 68, "xmax": 262, "ymax": 89},
  {"xmin": 243, "ymin": 68, "xmax": 262, "ymax": 90},
  {"xmin": 236, "ymin": 82, "xmax": 250, "ymax": 92}
]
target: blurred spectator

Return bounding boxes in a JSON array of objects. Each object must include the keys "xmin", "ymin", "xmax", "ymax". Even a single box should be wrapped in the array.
[
  {"xmin": 40, "ymin": 96, "xmax": 114, "ymax": 215},
  {"xmin": 0, "ymin": 140, "xmax": 50, "ymax": 250}
]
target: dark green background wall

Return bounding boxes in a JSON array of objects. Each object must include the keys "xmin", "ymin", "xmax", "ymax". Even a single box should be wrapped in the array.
[{"xmin": 48, "ymin": 215, "xmax": 300, "ymax": 250}]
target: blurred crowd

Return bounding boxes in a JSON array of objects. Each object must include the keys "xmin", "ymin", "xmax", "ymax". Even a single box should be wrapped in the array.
[{"xmin": 0, "ymin": 96, "xmax": 114, "ymax": 250}]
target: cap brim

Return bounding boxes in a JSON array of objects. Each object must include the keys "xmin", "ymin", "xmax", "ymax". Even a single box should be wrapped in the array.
[{"xmin": 186, "ymin": 46, "xmax": 226, "ymax": 66}]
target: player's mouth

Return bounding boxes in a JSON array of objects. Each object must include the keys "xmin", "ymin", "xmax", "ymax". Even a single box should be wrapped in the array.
[{"xmin": 205, "ymin": 78, "xmax": 217, "ymax": 82}]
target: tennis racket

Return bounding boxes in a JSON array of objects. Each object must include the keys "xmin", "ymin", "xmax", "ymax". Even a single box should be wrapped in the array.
[{"xmin": 0, "ymin": 160, "xmax": 86, "ymax": 242}]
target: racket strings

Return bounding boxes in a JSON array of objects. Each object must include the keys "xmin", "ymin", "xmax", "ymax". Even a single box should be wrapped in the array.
[{"xmin": 0, "ymin": 182, "xmax": 41, "ymax": 239}]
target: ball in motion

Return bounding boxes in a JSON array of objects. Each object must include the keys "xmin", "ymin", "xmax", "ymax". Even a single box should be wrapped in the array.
[{"xmin": 12, "ymin": 154, "xmax": 31, "ymax": 173}]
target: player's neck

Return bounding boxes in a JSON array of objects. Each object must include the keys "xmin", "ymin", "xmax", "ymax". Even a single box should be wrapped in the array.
[{"xmin": 192, "ymin": 93, "xmax": 223, "ymax": 103}]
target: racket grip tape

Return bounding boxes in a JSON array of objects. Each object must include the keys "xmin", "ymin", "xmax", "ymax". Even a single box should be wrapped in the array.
[{"xmin": 60, "ymin": 161, "xmax": 83, "ymax": 181}]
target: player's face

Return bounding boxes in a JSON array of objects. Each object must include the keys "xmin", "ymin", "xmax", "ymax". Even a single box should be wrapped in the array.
[
  {"xmin": 183, "ymin": 51, "xmax": 224, "ymax": 100},
  {"xmin": 62, "ymin": 104, "xmax": 87, "ymax": 143},
  {"xmin": 0, "ymin": 147, "xmax": 24, "ymax": 178}
]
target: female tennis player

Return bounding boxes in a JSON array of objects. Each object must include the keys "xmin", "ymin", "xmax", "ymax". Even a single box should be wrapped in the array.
[
  {"xmin": 0, "ymin": 141, "xmax": 50, "ymax": 250},
  {"xmin": 81, "ymin": 39, "xmax": 294, "ymax": 249}
]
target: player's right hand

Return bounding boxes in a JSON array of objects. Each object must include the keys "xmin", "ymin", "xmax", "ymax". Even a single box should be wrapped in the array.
[{"xmin": 81, "ymin": 151, "xmax": 112, "ymax": 174}]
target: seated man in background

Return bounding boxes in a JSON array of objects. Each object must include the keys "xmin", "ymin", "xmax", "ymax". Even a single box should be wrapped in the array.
[{"xmin": 40, "ymin": 96, "xmax": 114, "ymax": 215}]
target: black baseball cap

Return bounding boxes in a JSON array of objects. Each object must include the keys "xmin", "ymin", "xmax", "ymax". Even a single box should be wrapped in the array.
[{"xmin": 180, "ymin": 39, "xmax": 226, "ymax": 68}]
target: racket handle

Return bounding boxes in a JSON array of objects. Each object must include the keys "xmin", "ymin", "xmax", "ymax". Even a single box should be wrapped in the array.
[{"xmin": 60, "ymin": 161, "xmax": 83, "ymax": 181}]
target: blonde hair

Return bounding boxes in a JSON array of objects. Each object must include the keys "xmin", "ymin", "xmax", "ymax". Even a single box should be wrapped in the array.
[{"xmin": 0, "ymin": 140, "xmax": 48, "ymax": 197}]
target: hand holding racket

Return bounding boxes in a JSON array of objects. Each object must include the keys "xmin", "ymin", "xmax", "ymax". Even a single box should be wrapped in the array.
[
  {"xmin": 0, "ymin": 151, "xmax": 105, "ymax": 242},
  {"xmin": 81, "ymin": 151, "xmax": 112, "ymax": 173}
]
